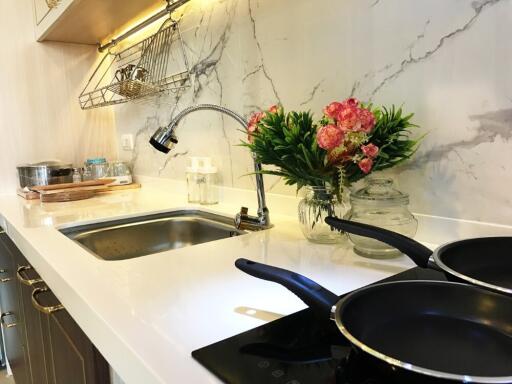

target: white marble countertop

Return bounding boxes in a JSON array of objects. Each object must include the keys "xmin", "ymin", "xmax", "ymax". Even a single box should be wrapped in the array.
[{"xmin": 0, "ymin": 179, "xmax": 510, "ymax": 383}]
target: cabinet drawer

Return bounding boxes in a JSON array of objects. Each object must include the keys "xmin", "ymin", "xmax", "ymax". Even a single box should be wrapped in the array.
[
  {"xmin": 0, "ymin": 232, "xmax": 31, "ymax": 384},
  {"xmin": 2, "ymin": 313, "xmax": 31, "ymax": 384},
  {"xmin": 34, "ymin": 288, "xmax": 110, "ymax": 384}
]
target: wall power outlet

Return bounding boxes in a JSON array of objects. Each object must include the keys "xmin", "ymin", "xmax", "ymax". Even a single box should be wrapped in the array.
[{"xmin": 121, "ymin": 134, "xmax": 134, "ymax": 150}]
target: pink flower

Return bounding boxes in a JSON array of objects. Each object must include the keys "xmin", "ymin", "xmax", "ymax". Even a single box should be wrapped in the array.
[
  {"xmin": 323, "ymin": 102, "xmax": 344, "ymax": 120},
  {"xmin": 358, "ymin": 158, "xmax": 373, "ymax": 174},
  {"xmin": 357, "ymin": 108, "xmax": 376, "ymax": 133},
  {"xmin": 343, "ymin": 97, "xmax": 359, "ymax": 108},
  {"xmin": 361, "ymin": 143, "xmax": 379, "ymax": 158},
  {"xmin": 247, "ymin": 111, "xmax": 265, "ymax": 143},
  {"xmin": 336, "ymin": 105, "xmax": 360, "ymax": 132},
  {"xmin": 268, "ymin": 105, "xmax": 279, "ymax": 114},
  {"xmin": 316, "ymin": 124, "xmax": 344, "ymax": 150}
]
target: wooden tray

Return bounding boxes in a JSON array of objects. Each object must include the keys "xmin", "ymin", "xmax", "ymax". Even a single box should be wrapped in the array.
[
  {"xmin": 17, "ymin": 188, "xmax": 40, "ymax": 200},
  {"xmin": 96, "ymin": 183, "xmax": 141, "ymax": 193},
  {"xmin": 18, "ymin": 183, "xmax": 141, "ymax": 201},
  {"xmin": 30, "ymin": 179, "xmax": 115, "ymax": 192},
  {"xmin": 40, "ymin": 190, "xmax": 96, "ymax": 203},
  {"xmin": 38, "ymin": 185, "xmax": 110, "ymax": 195}
]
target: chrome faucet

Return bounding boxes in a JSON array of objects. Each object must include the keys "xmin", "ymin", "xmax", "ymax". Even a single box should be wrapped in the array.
[{"xmin": 149, "ymin": 104, "xmax": 272, "ymax": 231}]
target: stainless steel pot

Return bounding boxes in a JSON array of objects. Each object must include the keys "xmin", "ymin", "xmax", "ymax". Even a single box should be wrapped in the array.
[{"xmin": 16, "ymin": 162, "xmax": 73, "ymax": 188}]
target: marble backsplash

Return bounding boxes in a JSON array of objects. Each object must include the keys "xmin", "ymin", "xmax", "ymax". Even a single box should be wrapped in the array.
[{"xmin": 114, "ymin": 0, "xmax": 512, "ymax": 226}]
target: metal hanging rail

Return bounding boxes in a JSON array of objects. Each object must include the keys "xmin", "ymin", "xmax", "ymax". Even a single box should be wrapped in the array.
[{"xmin": 98, "ymin": 0, "xmax": 190, "ymax": 52}]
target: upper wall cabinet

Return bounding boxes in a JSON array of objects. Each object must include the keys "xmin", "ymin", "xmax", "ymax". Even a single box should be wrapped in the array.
[
  {"xmin": 34, "ymin": 0, "xmax": 56, "ymax": 25},
  {"xmin": 33, "ymin": 0, "xmax": 164, "ymax": 45}
]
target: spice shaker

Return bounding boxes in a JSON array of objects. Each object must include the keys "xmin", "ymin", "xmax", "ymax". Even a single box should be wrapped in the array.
[{"xmin": 72, "ymin": 168, "xmax": 82, "ymax": 183}]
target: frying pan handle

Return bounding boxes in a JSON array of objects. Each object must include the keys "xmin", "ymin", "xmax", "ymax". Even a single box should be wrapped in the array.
[
  {"xmin": 325, "ymin": 217, "xmax": 433, "ymax": 268},
  {"xmin": 235, "ymin": 259, "xmax": 339, "ymax": 317}
]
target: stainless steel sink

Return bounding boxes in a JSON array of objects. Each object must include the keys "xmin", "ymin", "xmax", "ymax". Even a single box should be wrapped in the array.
[{"xmin": 61, "ymin": 210, "xmax": 246, "ymax": 261}]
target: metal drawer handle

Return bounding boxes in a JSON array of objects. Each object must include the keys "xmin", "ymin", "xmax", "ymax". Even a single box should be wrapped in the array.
[
  {"xmin": 31, "ymin": 287, "xmax": 64, "ymax": 314},
  {"xmin": 17, "ymin": 265, "xmax": 43, "ymax": 286},
  {"xmin": 0, "ymin": 312, "xmax": 17, "ymax": 328}
]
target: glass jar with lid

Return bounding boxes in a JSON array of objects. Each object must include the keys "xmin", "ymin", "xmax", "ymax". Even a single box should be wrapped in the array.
[
  {"xmin": 345, "ymin": 178, "xmax": 418, "ymax": 258},
  {"xmin": 84, "ymin": 158, "xmax": 109, "ymax": 180},
  {"xmin": 106, "ymin": 161, "xmax": 133, "ymax": 185}
]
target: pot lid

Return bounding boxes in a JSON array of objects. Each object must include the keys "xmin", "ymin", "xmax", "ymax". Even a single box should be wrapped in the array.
[
  {"xmin": 16, "ymin": 161, "xmax": 72, "ymax": 169},
  {"xmin": 350, "ymin": 178, "xmax": 409, "ymax": 205}
]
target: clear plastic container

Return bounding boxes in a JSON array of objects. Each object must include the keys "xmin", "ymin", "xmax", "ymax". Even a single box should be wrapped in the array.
[{"xmin": 345, "ymin": 178, "xmax": 418, "ymax": 258}]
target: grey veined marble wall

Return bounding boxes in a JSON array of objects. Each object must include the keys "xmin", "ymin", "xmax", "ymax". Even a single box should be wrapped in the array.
[{"xmin": 114, "ymin": 0, "xmax": 512, "ymax": 225}]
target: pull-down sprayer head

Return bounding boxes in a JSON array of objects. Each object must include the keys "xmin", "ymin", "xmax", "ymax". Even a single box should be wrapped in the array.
[{"xmin": 149, "ymin": 125, "xmax": 179, "ymax": 154}]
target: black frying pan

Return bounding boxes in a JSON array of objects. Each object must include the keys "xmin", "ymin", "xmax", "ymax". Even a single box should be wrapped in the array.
[
  {"xmin": 325, "ymin": 216, "xmax": 512, "ymax": 296},
  {"xmin": 235, "ymin": 258, "xmax": 512, "ymax": 383}
]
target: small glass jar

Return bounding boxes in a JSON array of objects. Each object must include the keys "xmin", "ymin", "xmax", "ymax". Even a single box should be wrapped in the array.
[
  {"xmin": 85, "ymin": 158, "xmax": 109, "ymax": 180},
  {"xmin": 109, "ymin": 161, "xmax": 131, "ymax": 177},
  {"xmin": 107, "ymin": 161, "xmax": 133, "ymax": 185},
  {"xmin": 345, "ymin": 178, "xmax": 418, "ymax": 258},
  {"xmin": 298, "ymin": 185, "xmax": 347, "ymax": 244}
]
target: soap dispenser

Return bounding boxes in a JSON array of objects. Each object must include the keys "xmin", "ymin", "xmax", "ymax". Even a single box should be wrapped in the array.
[
  {"xmin": 198, "ymin": 157, "xmax": 218, "ymax": 205},
  {"xmin": 186, "ymin": 157, "xmax": 202, "ymax": 203},
  {"xmin": 186, "ymin": 157, "xmax": 219, "ymax": 204}
]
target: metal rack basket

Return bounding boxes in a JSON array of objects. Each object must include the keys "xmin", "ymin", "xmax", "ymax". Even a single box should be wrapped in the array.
[{"xmin": 79, "ymin": 17, "xmax": 190, "ymax": 110}]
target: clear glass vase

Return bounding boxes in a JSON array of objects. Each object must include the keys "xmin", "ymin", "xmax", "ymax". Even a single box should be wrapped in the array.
[{"xmin": 298, "ymin": 186, "xmax": 347, "ymax": 243}]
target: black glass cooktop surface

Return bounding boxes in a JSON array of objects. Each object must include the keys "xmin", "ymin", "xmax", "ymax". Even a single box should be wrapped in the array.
[{"xmin": 192, "ymin": 267, "xmax": 446, "ymax": 384}]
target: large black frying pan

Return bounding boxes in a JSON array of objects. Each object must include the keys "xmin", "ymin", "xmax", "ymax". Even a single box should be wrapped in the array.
[
  {"xmin": 235, "ymin": 258, "xmax": 512, "ymax": 383},
  {"xmin": 325, "ymin": 216, "xmax": 512, "ymax": 296}
]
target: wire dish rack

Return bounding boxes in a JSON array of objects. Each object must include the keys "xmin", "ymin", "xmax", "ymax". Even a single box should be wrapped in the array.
[{"xmin": 79, "ymin": 17, "xmax": 190, "ymax": 110}]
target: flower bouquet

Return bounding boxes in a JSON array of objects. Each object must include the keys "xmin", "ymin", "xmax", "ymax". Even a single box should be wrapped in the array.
[{"xmin": 244, "ymin": 98, "xmax": 422, "ymax": 243}]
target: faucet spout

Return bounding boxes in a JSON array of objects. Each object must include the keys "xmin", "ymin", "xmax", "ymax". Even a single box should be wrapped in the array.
[{"xmin": 149, "ymin": 104, "xmax": 272, "ymax": 230}]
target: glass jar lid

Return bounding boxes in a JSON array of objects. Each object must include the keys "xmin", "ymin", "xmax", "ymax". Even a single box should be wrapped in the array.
[
  {"xmin": 86, "ymin": 157, "xmax": 107, "ymax": 165},
  {"xmin": 350, "ymin": 178, "xmax": 409, "ymax": 206}
]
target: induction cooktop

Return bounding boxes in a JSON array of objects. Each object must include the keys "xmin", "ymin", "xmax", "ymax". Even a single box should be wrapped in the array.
[{"xmin": 192, "ymin": 267, "xmax": 446, "ymax": 384}]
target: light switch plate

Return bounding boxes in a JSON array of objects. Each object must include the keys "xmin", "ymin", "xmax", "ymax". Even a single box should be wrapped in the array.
[{"xmin": 121, "ymin": 134, "xmax": 134, "ymax": 150}]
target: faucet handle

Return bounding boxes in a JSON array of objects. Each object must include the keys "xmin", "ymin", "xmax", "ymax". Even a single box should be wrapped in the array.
[
  {"xmin": 234, "ymin": 206, "xmax": 272, "ymax": 231},
  {"xmin": 234, "ymin": 207, "xmax": 256, "ymax": 231}
]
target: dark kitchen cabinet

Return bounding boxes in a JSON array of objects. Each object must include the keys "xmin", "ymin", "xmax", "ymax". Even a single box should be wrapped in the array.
[
  {"xmin": 16, "ymin": 262, "xmax": 50, "ymax": 383},
  {"xmin": 0, "ymin": 227, "xmax": 110, "ymax": 384},
  {"xmin": 0, "ymin": 229, "xmax": 31, "ymax": 384}
]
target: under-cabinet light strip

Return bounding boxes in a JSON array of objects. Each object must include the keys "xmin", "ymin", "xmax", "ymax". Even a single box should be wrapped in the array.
[{"xmin": 98, "ymin": 0, "xmax": 190, "ymax": 52}]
